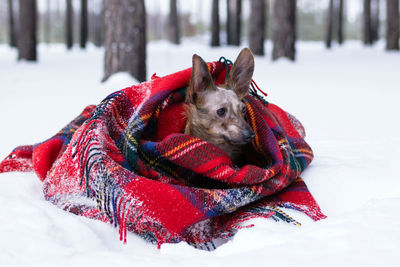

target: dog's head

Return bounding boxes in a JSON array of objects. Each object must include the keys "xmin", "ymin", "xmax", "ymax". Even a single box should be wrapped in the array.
[{"xmin": 185, "ymin": 48, "xmax": 255, "ymax": 149}]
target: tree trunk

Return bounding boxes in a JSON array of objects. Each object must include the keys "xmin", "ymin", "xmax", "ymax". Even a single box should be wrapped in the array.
[
  {"xmin": 386, "ymin": 0, "xmax": 399, "ymax": 50},
  {"xmin": 272, "ymin": 0, "xmax": 296, "ymax": 61},
  {"xmin": 337, "ymin": 0, "xmax": 344, "ymax": 44},
  {"xmin": 227, "ymin": 0, "xmax": 241, "ymax": 45},
  {"xmin": 93, "ymin": 0, "xmax": 103, "ymax": 47},
  {"xmin": 80, "ymin": 0, "xmax": 88, "ymax": 48},
  {"xmin": 8, "ymin": 0, "xmax": 17, "ymax": 48},
  {"xmin": 364, "ymin": 0, "xmax": 373, "ymax": 45},
  {"xmin": 371, "ymin": 0, "xmax": 380, "ymax": 42},
  {"xmin": 103, "ymin": 0, "xmax": 146, "ymax": 82},
  {"xmin": 226, "ymin": 0, "xmax": 232, "ymax": 44},
  {"xmin": 325, "ymin": 0, "xmax": 334, "ymax": 48},
  {"xmin": 211, "ymin": 0, "xmax": 220, "ymax": 46},
  {"xmin": 233, "ymin": 0, "xmax": 242, "ymax": 46},
  {"xmin": 249, "ymin": 0, "xmax": 265, "ymax": 55},
  {"xmin": 66, "ymin": 0, "xmax": 74, "ymax": 49},
  {"xmin": 167, "ymin": 0, "xmax": 180, "ymax": 44},
  {"xmin": 18, "ymin": 0, "xmax": 37, "ymax": 61}
]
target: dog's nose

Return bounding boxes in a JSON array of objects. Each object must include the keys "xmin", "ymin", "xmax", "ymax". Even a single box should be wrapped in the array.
[{"xmin": 243, "ymin": 129, "xmax": 255, "ymax": 142}]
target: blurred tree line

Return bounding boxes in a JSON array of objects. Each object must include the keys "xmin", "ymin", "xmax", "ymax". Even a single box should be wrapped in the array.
[
  {"xmin": 0, "ymin": 0, "xmax": 398, "ymax": 82},
  {"xmin": 0, "ymin": 0, "xmax": 377, "ymax": 44}
]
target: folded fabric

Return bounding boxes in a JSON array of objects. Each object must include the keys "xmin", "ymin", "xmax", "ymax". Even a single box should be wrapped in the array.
[{"xmin": 0, "ymin": 60, "xmax": 325, "ymax": 250}]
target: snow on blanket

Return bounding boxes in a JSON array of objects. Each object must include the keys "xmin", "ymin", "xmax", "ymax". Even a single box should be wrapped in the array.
[{"xmin": 0, "ymin": 60, "xmax": 325, "ymax": 250}]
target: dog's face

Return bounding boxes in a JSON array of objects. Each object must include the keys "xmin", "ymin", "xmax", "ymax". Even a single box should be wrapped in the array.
[{"xmin": 185, "ymin": 48, "xmax": 255, "ymax": 152}]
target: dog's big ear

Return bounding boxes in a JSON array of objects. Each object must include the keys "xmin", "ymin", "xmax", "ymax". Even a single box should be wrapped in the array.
[
  {"xmin": 187, "ymin": 54, "xmax": 214, "ymax": 104},
  {"xmin": 227, "ymin": 48, "xmax": 254, "ymax": 99}
]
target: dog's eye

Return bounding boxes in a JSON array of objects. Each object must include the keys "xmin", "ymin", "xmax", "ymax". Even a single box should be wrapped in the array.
[
  {"xmin": 242, "ymin": 106, "xmax": 246, "ymax": 114},
  {"xmin": 216, "ymin": 107, "xmax": 227, "ymax": 117}
]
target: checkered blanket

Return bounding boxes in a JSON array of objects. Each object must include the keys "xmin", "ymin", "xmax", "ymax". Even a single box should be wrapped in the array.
[{"xmin": 0, "ymin": 60, "xmax": 325, "ymax": 250}]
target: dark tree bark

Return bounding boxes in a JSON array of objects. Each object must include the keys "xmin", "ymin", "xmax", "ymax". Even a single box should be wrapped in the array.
[
  {"xmin": 364, "ymin": 0, "xmax": 373, "ymax": 45},
  {"xmin": 249, "ymin": 0, "xmax": 266, "ymax": 56},
  {"xmin": 226, "ymin": 0, "xmax": 232, "ymax": 44},
  {"xmin": 226, "ymin": 0, "xmax": 242, "ymax": 45},
  {"xmin": 80, "ymin": 0, "xmax": 88, "ymax": 48},
  {"xmin": 371, "ymin": 0, "xmax": 380, "ymax": 42},
  {"xmin": 233, "ymin": 0, "xmax": 242, "ymax": 46},
  {"xmin": 167, "ymin": 0, "xmax": 180, "ymax": 44},
  {"xmin": 386, "ymin": 0, "xmax": 399, "ymax": 50},
  {"xmin": 66, "ymin": 0, "xmax": 74, "ymax": 49},
  {"xmin": 103, "ymin": 0, "xmax": 146, "ymax": 82},
  {"xmin": 326, "ymin": 0, "xmax": 345, "ymax": 48},
  {"xmin": 227, "ymin": 0, "xmax": 242, "ymax": 46},
  {"xmin": 337, "ymin": 0, "xmax": 344, "ymax": 44},
  {"xmin": 18, "ymin": 0, "xmax": 37, "ymax": 61},
  {"xmin": 211, "ymin": 0, "xmax": 220, "ymax": 46},
  {"xmin": 325, "ymin": 0, "xmax": 334, "ymax": 48},
  {"xmin": 93, "ymin": 0, "xmax": 103, "ymax": 47},
  {"xmin": 8, "ymin": 0, "xmax": 17, "ymax": 48},
  {"xmin": 272, "ymin": 0, "xmax": 296, "ymax": 61}
]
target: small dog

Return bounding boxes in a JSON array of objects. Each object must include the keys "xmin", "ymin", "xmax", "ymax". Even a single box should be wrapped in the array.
[{"xmin": 185, "ymin": 48, "xmax": 255, "ymax": 164}]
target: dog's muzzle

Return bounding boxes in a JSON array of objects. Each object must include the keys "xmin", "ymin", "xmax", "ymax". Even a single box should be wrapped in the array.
[{"xmin": 222, "ymin": 129, "xmax": 255, "ymax": 146}]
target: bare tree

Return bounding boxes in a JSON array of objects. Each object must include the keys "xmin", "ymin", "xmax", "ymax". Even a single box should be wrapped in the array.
[
  {"xmin": 371, "ymin": 0, "xmax": 380, "ymax": 42},
  {"xmin": 226, "ymin": 0, "xmax": 232, "ymax": 44},
  {"xmin": 363, "ymin": 0, "xmax": 373, "ymax": 45},
  {"xmin": 211, "ymin": 0, "xmax": 220, "ymax": 46},
  {"xmin": 326, "ymin": 0, "xmax": 345, "ymax": 48},
  {"xmin": 167, "ymin": 0, "xmax": 180, "ymax": 44},
  {"xmin": 66, "ymin": 0, "xmax": 74, "ymax": 49},
  {"xmin": 272, "ymin": 0, "xmax": 296, "ymax": 61},
  {"xmin": 18, "ymin": 0, "xmax": 37, "ymax": 61},
  {"xmin": 249, "ymin": 0, "xmax": 266, "ymax": 55},
  {"xmin": 80, "ymin": 0, "xmax": 88, "ymax": 48},
  {"xmin": 8, "ymin": 0, "xmax": 17, "ymax": 48},
  {"xmin": 227, "ymin": 0, "xmax": 242, "ymax": 46},
  {"xmin": 233, "ymin": 0, "xmax": 242, "ymax": 45},
  {"xmin": 103, "ymin": 0, "xmax": 146, "ymax": 82},
  {"xmin": 337, "ymin": 0, "xmax": 344, "ymax": 44},
  {"xmin": 386, "ymin": 0, "xmax": 399, "ymax": 50},
  {"xmin": 325, "ymin": 0, "xmax": 334, "ymax": 48}
]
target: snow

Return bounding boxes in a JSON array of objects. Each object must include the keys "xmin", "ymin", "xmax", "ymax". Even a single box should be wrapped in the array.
[{"xmin": 1, "ymin": 40, "xmax": 400, "ymax": 266}]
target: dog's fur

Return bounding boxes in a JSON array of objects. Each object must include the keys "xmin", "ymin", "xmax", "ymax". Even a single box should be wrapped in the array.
[{"xmin": 184, "ymin": 48, "xmax": 255, "ymax": 163}]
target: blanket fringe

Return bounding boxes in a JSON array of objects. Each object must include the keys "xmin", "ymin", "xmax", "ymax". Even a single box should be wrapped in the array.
[
  {"xmin": 182, "ymin": 204, "xmax": 303, "ymax": 251},
  {"xmin": 277, "ymin": 203, "xmax": 327, "ymax": 221}
]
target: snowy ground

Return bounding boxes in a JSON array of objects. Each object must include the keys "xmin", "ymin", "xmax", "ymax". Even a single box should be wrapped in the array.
[{"xmin": 1, "ymin": 40, "xmax": 399, "ymax": 267}]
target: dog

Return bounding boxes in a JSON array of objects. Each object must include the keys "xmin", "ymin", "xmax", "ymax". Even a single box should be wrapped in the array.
[{"xmin": 185, "ymin": 48, "xmax": 255, "ymax": 165}]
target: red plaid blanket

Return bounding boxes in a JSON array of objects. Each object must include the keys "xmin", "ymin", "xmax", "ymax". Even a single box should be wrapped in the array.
[{"xmin": 0, "ymin": 60, "xmax": 325, "ymax": 250}]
